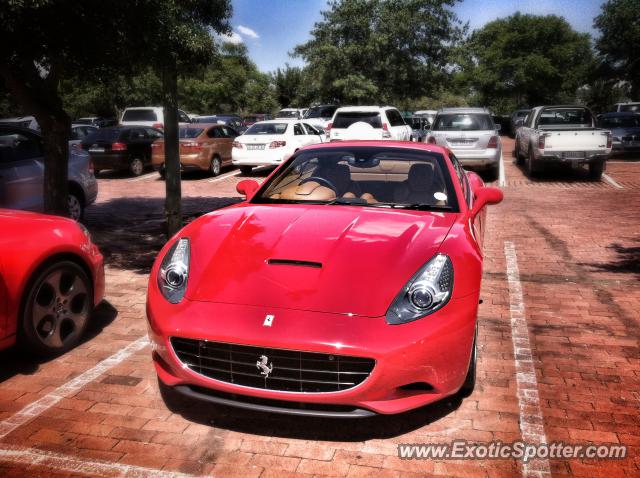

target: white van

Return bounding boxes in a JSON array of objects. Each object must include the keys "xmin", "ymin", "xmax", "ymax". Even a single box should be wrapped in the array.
[{"xmin": 120, "ymin": 107, "xmax": 192, "ymax": 129}]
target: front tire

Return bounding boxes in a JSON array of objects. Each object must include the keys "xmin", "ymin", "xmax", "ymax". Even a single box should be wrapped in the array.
[
  {"xmin": 459, "ymin": 327, "xmax": 477, "ymax": 398},
  {"xmin": 514, "ymin": 138, "xmax": 524, "ymax": 164},
  {"xmin": 129, "ymin": 157, "xmax": 144, "ymax": 176},
  {"xmin": 20, "ymin": 261, "xmax": 93, "ymax": 357},
  {"xmin": 526, "ymin": 146, "xmax": 538, "ymax": 178}
]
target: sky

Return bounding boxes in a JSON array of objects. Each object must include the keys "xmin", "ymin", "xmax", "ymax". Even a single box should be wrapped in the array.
[{"xmin": 222, "ymin": 0, "xmax": 605, "ymax": 73}]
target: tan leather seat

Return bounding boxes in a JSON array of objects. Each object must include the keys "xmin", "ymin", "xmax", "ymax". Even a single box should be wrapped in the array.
[{"xmin": 394, "ymin": 163, "xmax": 438, "ymax": 204}]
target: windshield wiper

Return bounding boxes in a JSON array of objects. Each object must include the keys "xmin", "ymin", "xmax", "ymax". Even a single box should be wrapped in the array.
[
  {"xmin": 325, "ymin": 197, "xmax": 368, "ymax": 206},
  {"xmin": 368, "ymin": 202, "xmax": 452, "ymax": 211}
]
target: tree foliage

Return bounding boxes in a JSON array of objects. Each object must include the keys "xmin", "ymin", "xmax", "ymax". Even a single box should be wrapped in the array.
[
  {"xmin": 293, "ymin": 0, "xmax": 463, "ymax": 104},
  {"xmin": 593, "ymin": 0, "xmax": 640, "ymax": 99},
  {"xmin": 463, "ymin": 13, "xmax": 593, "ymax": 113}
]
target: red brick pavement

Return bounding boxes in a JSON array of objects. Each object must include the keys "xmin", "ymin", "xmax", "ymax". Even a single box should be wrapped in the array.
[{"xmin": 0, "ymin": 144, "xmax": 638, "ymax": 477}]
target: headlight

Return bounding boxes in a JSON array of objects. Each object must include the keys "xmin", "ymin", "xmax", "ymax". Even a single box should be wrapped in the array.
[
  {"xmin": 158, "ymin": 238, "xmax": 190, "ymax": 304},
  {"xmin": 386, "ymin": 254, "xmax": 453, "ymax": 325}
]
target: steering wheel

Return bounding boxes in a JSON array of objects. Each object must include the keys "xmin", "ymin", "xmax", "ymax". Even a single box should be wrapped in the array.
[{"xmin": 299, "ymin": 176, "xmax": 338, "ymax": 195}]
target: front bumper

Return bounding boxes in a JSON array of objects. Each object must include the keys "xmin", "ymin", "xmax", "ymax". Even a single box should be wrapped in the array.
[{"xmin": 146, "ymin": 292, "xmax": 479, "ymax": 416}]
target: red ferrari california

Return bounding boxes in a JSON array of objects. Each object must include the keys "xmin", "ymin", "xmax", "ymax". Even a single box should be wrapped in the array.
[
  {"xmin": 0, "ymin": 210, "xmax": 105, "ymax": 355},
  {"xmin": 147, "ymin": 141, "xmax": 503, "ymax": 417}
]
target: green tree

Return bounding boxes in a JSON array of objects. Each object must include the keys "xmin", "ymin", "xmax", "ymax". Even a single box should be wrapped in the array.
[
  {"xmin": 594, "ymin": 0, "xmax": 640, "ymax": 99},
  {"xmin": 0, "ymin": 1, "xmax": 230, "ymax": 234},
  {"xmin": 463, "ymin": 13, "xmax": 593, "ymax": 113},
  {"xmin": 272, "ymin": 64, "xmax": 303, "ymax": 108},
  {"xmin": 293, "ymin": 0, "xmax": 463, "ymax": 104}
]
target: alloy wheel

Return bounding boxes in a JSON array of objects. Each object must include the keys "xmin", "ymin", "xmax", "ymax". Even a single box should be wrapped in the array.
[{"xmin": 68, "ymin": 194, "xmax": 83, "ymax": 221}]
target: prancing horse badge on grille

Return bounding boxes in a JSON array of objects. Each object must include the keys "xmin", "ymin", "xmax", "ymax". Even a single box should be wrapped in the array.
[
  {"xmin": 263, "ymin": 314, "xmax": 274, "ymax": 327},
  {"xmin": 256, "ymin": 355, "xmax": 274, "ymax": 377}
]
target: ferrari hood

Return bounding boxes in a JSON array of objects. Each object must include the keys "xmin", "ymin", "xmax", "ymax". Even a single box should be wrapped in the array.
[{"xmin": 186, "ymin": 204, "xmax": 456, "ymax": 317}]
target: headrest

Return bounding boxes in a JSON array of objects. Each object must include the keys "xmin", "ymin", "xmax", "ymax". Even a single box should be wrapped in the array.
[
  {"xmin": 316, "ymin": 163, "xmax": 351, "ymax": 195},
  {"xmin": 408, "ymin": 163, "xmax": 434, "ymax": 191}
]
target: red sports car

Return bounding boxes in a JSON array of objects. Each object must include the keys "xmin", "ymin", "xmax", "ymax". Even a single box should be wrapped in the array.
[
  {"xmin": 147, "ymin": 141, "xmax": 503, "ymax": 417},
  {"xmin": 0, "ymin": 210, "xmax": 105, "ymax": 355}
]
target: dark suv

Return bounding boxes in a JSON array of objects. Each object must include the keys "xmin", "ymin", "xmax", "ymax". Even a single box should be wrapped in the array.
[{"xmin": 81, "ymin": 126, "xmax": 163, "ymax": 176}]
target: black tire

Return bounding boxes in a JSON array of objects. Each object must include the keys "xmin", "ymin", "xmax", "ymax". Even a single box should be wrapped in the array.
[
  {"xmin": 158, "ymin": 168, "xmax": 166, "ymax": 180},
  {"xmin": 459, "ymin": 326, "xmax": 477, "ymax": 398},
  {"xmin": 210, "ymin": 155, "xmax": 222, "ymax": 177},
  {"xmin": 129, "ymin": 157, "xmax": 144, "ymax": 176},
  {"xmin": 240, "ymin": 166, "xmax": 253, "ymax": 175},
  {"xmin": 589, "ymin": 159, "xmax": 605, "ymax": 180},
  {"xmin": 67, "ymin": 192, "xmax": 84, "ymax": 222},
  {"xmin": 526, "ymin": 146, "xmax": 538, "ymax": 178},
  {"xmin": 514, "ymin": 139, "xmax": 524, "ymax": 164},
  {"xmin": 20, "ymin": 261, "xmax": 93, "ymax": 357},
  {"xmin": 489, "ymin": 162, "xmax": 500, "ymax": 182}
]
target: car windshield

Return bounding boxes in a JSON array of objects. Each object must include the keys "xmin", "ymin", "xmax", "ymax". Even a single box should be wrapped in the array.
[
  {"xmin": 433, "ymin": 114, "xmax": 493, "ymax": 131},
  {"xmin": 598, "ymin": 116, "xmax": 640, "ymax": 128},
  {"xmin": 245, "ymin": 123, "xmax": 288, "ymax": 135},
  {"xmin": 276, "ymin": 110, "xmax": 299, "ymax": 118},
  {"xmin": 538, "ymin": 108, "xmax": 593, "ymax": 128},
  {"xmin": 333, "ymin": 112, "xmax": 382, "ymax": 129},
  {"xmin": 75, "ymin": 118, "xmax": 93, "ymax": 125},
  {"xmin": 179, "ymin": 128, "xmax": 204, "ymax": 138},
  {"xmin": 254, "ymin": 146, "xmax": 458, "ymax": 211},
  {"xmin": 122, "ymin": 109, "xmax": 158, "ymax": 122},
  {"xmin": 305, "ymin": 106, "xmax": 337, "ymax": 119}
]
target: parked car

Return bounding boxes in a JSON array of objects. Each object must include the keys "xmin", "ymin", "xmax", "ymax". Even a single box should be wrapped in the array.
[
  {"xmin": 426, "ymin": 108, "xmax": 502, "ymax": 179},
  {"xmin": 0, "ymin": 209, "xmax": 104, "ymax": 355},
  {"xmin": 193, "ymin": 115, "xmax": 245, "ymax": 134},
  {"xmin": 303, "ymin": 104, "xmax": 338, "ymax": 130},
  {"xmin": 515, "ymin": 105, "xmax": 612, "ymax": 179},
  {"xmin": 243, "ymin": 114, "xmax": 273, "ymax": 128},
  {"xmin": 597, "ymin": 112, "xmax": 640, "ymax": 154},
  {"xmin": 615, "ymin": 102, "xmax": 640, "ymax": 113},
  {"xmin": 276, "ymin": 108, "xmax": 304, "ymax": 119},
  {"xmin": 81, "ymin": 126, "xmax": 163, "ymax": 176},
  {"xmin": 232, "ymin": 120, "xmax": 324, "ymax": 175},
  {"xmin": 120, "ymin": 107, "xmax": 192, "ymax": 130},
  {"xmin": 0, "ymin": 116, "xmax": 40, "ymax": 131},
  {"xmin": 414, "ymin": 110, "xmax": 437, "ymax": 127},
  {"xmin": 147, "ymin": 140, "xmax": 503, "ymax": 417},
  {"xmin": 70, "ymin": 125, "xmax": 98, "ymax": 141},
  {"xmin": 74, "ymin": 117, "xmax": 117, "ymax": 128},
  {"xmin": 410, "ymin": 116, "xmax": 430, "ymax": 142},
  {"xmin": 327, "ymin": 106, "xmax": 412, "ymax": 142},
  {"xmin": 0, "ymin": 125, "xmax": 97, "ymax": 221},
  {"xmin": 509, "ymin": 109, "xmax": 531, "ymax": 137},
  {"xmin": 151, "ymin": 124, "xmax": 238, "ymax": 177}
]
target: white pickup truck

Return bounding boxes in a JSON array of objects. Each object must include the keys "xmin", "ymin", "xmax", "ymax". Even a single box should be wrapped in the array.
[{"xmin": 514, "ymin": 105, "xmax": 612, "ymax": 179}]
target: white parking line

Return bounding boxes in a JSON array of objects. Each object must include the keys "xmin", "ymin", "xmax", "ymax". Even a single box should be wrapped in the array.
[
  {"xmin": 602, "ymin": 173, "xmax": 623, "ymax": 189},
  {"xmin": 499, "ymin": 152, "xmax": 506, "ymax": 187},
  {"xmin": 127, "ymin": 172, "xmax": 158, "ymax": 183},
  {"xmin": 0, "ymin": 444, "xmax": 203, "ymax": 478},
  {"xmin": 0, "ymin": 337, "xmax": 148, "ymax": 439},
  {"xmin": 207, "ymin": 170, "xmax": 241, "ymax": 183},
  {"xmin": 504, "ymin": 242, "xmax": 551, "ymax": 478}
]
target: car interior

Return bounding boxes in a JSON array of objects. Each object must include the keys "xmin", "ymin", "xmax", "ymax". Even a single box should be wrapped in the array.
[{"xmin": 262, "ymin": 151, "xmax": 450, "ymax": 207}]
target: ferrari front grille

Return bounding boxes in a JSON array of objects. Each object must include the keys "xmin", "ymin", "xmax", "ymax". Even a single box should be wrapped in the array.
[{"xmin": 170, "ymin": 337, "xmax": 375, "ymax": 393}]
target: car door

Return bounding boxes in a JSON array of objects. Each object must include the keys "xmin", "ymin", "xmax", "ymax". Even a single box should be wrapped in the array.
[
  {"xmin": 518, "ymin": 109, "xmax": 535, "ymax": 153},
  {"xmin": 386, "ymin": 109, "xmax": 408, "ymax": 140},
  {"xmin": 0, "ymin": 128, "xmax": 45, "ymax": 212},
  {"xmin": 302, "ymin": 123, "xmax": 323, "ymax": 145},
  {"xmin": 292, "ymin": 122, "xmax": 308, "ymax": 149}
]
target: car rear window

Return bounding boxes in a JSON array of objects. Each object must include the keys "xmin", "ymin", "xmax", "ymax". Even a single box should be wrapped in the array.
[
  {"xmin": 179, "ymin": 128, "xmax": 204, "ymax": 139},
  {"xmin": 122, "ymin": 109, "xmax": 158, "ymax": 122},
  {"xmin": 619, "ymin": 104, "xmax": 640, "ymax": 113},
  {"xmin": 305, "ymin": 106, "xmax": 337, "ymax": 119},
  {"xmin": 433, "ymin": 114, "xmax": 494, "ymax": 131},
  {"xmin": 245, "ymin": 123, "xmax": 288, "ymax": 135},
  {"xmin": 538, "ymin": 108, "xmax": 593, "ymax": 127},
  {"xmin": 598, "ymin": 116, "xmax": 640, "ymax": 128},
  {"xmin": 333, "ymin": 112, "xmax": 382, "ymax": 129},
  {"xmin": 276, "ymin": 110, "xmax": 299, "ymax": 118},
  {"xmin": 83, "ymin": 129, "xmax": 123, "ymax": 142}
]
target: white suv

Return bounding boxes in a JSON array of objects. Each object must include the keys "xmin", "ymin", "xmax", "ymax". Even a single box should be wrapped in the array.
[
  {"xmin": 327, "ymin": 106, "xmax": 412, "ymax": 142},
  {"xmin": 120, "ymin": 106, "xmax": 192, "ymax": 130}
]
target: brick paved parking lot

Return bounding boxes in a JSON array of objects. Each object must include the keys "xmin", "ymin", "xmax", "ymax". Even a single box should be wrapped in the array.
[{"xmin": 1, "ymin": 139, "xmax": 638, "ymax": 477}]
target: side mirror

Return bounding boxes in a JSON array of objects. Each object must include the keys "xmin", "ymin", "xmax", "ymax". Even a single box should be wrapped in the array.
[
  {"xmin": 515, "ymin": 118, "xmax": 524, "ymax": 127},
  {"xmin": 236, "ymin": 179, "xmax": 260, "ymax": 199},
  {"xmin": 471, "ymin": 186, "xmax": 503, "ymax": 217},
  {"xmin": 495, "ymin": 124, "xmax": 502, "ymax": 131},
  {"xmin": 466, "ymin": 171, "xmax": 484, "ymax": 193}
]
